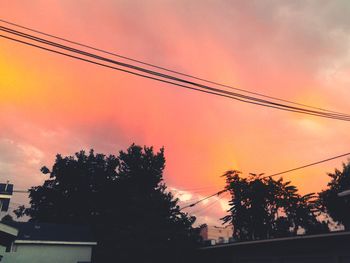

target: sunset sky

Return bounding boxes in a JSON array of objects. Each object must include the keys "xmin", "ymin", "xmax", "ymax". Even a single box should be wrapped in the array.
[{"xmin": 1, "ymin": 0, "xmax": 350, "ymax": 225}]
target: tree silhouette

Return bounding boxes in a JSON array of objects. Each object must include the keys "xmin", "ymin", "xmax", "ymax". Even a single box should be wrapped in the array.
[
  {"xmin": 222, "ymin": 170, "xmax": 328, "ymax": 241},
  {"xmin": 15, "ymin": 144, "xmax": 200, "ymax": 263},
  {"xmin": 318, "ymin": 162, "xmax": 350, "ymax": 230}
]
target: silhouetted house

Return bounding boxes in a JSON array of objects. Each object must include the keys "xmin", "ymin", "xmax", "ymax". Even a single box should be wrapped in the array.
[
  {"xmin": 199, "ymin": 231, "xmax": 350, "ymax": 263},
  {"xmin": 0, "ymin": 223, "xmax": 18, "ymax": 261},
  {"xmin": 0, "ymin": 222, "xmax": 96, "ymax": 263},
  {"xmin": 200, "ymin": 225, "xmax": 233, "ymax": 245}
]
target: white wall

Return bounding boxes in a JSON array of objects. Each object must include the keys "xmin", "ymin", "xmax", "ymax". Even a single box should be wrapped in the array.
[
  {"xmin": 1, "ymin": 244, "xmax": 93, "ymax": 263},
  {"xmin": 201, "ymin": 226, "xmax": 233, "ymax": 243}
]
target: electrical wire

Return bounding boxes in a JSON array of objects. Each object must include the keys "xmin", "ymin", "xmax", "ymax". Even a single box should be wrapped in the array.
[
  {"xmin": 262, "ymin": 152, "xmax": 350, "ymax": 179},
  {"xmin": 172, "ymin": 185, "xmax": 220, "ymax": 191},
  {"xmin": 13, "ymin": 190, "xmax": 29, "ymax": 194},
  {"xmin": 191, "ymin": 192, "xmax": 229, "ymax": 215},
  {"xmin": 180, "ymin": 151, "xmax": 350, "ymax": 210},
  {"xmin": 1, "ymin": 26, "xmax": 350, "ymax": 121},
  {"xmin": 181, "ymin": 189, "xmax": 227, "ymax": 210},
  {"xmin": 0, "ymin": 18, "xmax": 345, "ymax": 116}
]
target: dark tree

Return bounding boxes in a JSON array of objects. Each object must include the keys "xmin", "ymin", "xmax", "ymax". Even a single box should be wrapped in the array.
[
  {"xmin": 15, "ymin": 144, "xmax": 200, "ymax": 263},
  {"xmin": 222, "ymin": 170, "xmax": 328, "ymax": 241},
  {"xmin": 318, "ymin": 162, "xmax": 350, "ymax": 229}
]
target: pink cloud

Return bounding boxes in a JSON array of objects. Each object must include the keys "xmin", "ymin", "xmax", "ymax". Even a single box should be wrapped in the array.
[{"xmin": 1, "ymin": 0, "xmax": 350, "ymax": 223}]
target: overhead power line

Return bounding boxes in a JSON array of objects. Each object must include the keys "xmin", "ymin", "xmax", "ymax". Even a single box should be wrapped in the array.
[
  {"xmin": 191, "ymin": 192, "xmax": 229, "ymax": 215},
  {"xmin": 0, "ymin": 18, "xmax": 344, "ymax": 116},
  {"xmin": 180, "ymin": 189, "xmax": 227, "ymax": 210},
  {"xmin": 13, "ymin": 190, "xmax": 29, "ymax": 193},
  {"xmin": 180, "ymin": 152, "xmax": 350, "ymax": 210},
  {"xmin": 2, "ymin": 32, "xmax": 308, "ymax": 118},
  {"xmin": 262, "ymin": 152, "xmax": 350, "ymax": 179},
  {"xmin": 2, "ymin": 24, "xmax": 350, "ymax": 120},
  {"xmin": 1, "ymin": 24, "xmax": 350, "ymax": 121},
  {"xmin": 171, "ymin": 185, "xmax": 219, "ymax": 193}
]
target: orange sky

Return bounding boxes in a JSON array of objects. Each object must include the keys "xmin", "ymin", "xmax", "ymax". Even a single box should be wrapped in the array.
[{"xmin": 1, "ymin": 0, "xmax": 350, "ymax": 225}]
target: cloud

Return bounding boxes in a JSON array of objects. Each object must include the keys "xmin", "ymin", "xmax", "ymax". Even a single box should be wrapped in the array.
[
  {"xmin": 2, "ymin": 0, "xmax": 350, "ymax": 223},
  {"xmin": 170, "ymin": 186, "xmax": 230, "ymax": 225},
  {"xmin": 0, "ymin": 138, "xmax": 46, "ymax": 209},
  {"xmin": 0, "ymin": 138, "xmax": 43, "ymax": 166}
]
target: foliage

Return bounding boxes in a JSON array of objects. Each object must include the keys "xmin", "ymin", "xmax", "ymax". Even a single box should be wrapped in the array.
[
  {"xmin": 15, "ymin": 144, "xmax": 200, "ymax": 263},
  {"xmin": 221, "ymin": 170, "xmax": 328, "ymax": 241},
  {"xmin": 318, "ymin": 162, "xmax": 350, "ymax": 229}
]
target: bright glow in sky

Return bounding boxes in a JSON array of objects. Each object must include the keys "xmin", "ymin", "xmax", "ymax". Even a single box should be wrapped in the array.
[{"xmin": 1, "ymin": 0, "xmax": 350, "ymax": 225}]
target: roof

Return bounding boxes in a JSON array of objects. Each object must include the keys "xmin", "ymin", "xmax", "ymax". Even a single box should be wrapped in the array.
[
  {"xmin": 0, "ymin": 223, "xmax": 18, "ymax": 246},
  {"xmin": 0, "ymin": 223, "xmax": 18, "ymax": 237},
  {"xmin": 200, "ymin": 230, "xmax": 350, "ymax": 250},
  {"xmin": 8, "ymin": 222, "xmax": 97, "ymax": 246}
]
